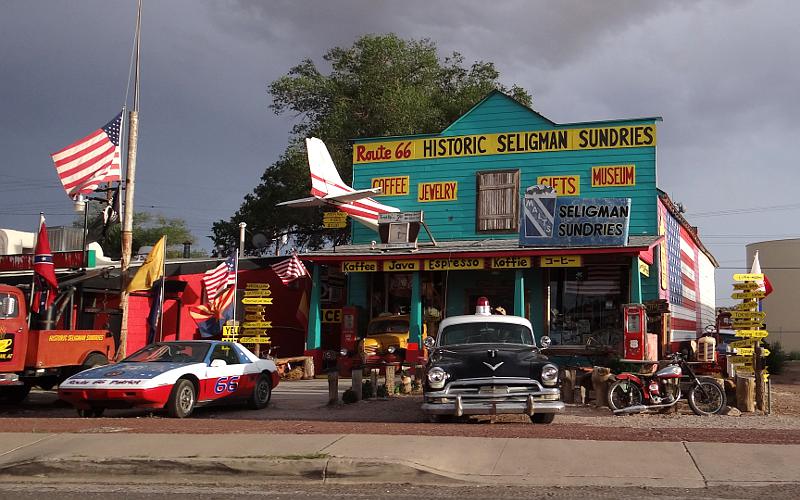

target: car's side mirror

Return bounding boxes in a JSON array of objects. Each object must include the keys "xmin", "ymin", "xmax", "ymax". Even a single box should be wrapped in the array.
[
  {"xmin": 210, "ymin": 359, "xmax": 227, "ymax": 368},
  {"xmin": 424, "ymin": 336, "xmax": 436, "ymax": 349},
  {"xmin": 539, "ymin": 336, "xmax": 552, "ymax": 349}
]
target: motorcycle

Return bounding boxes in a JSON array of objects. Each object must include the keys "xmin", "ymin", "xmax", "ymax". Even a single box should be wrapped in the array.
[{"xmin": 607, "ymin": 352, "xmax": 726, "ymax": 416}]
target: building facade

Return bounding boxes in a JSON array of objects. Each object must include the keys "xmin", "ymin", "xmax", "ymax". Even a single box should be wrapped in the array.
[
  {"xmin": 303, "ymin": 91, "xmax": 716, "ymax": 363},
  {"xmin": 746, "ymin": 240, "xmax": 800, "ymax": 352}
]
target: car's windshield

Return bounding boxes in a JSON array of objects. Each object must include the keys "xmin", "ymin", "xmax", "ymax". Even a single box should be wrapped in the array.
[
  {"xmin": 367, "ymin": 319, "xmax": 408, "ymax": 335},
  {"xmin": 439, "ymin": 322, "xmax": 534, "ymax": 346},
  {"xmin": 122, "ymin": 343, "xmax": 210, "ymax": 363}
]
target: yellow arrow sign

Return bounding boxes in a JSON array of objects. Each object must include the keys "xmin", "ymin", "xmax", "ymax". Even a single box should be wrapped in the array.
[
  {"xmin": 243, "ymin": 305, "xmax": 265, "ymax": 313},
  {"xmin": 733, "ymin": 282, "xmax": 760, "ymax": 290},
  {"xmin": 735, "ymin": 366, "xmax": 754, "ymax": 374},
  {"xmin": 730, "ymin": 356, "xmax": 753, "ymax": 364},
  {"xmin": 245, "ymin": 313, "xmax": 265, "ymax": 322},
  {"xmin": 733, "ymin": 301, "xmax": 759, "ymax": 311},
  {"xmin": 733, "ymin": 273, "xmax": 764, "ymax": 282},
  {"xmin": 733, "ymin": 321, "xmax": 764, "ymax": 329},
  {"xmin": 730, "ymin": 339, "xmax": 758, "ymax": 349},
  {"xmin": 243, "ymin": 289, "xmax": 272, "ymax": 297},
  {"xmin": 731, "ymin": 291, "xmax": 766, "ymax": 299},
  {"xmin": 730, "ymin": 311, "xmax": 766, "ymax": 319},
  {"xmin": 735, "ymin": 330, "xmax": 769, "ymax": 339},
  {"xmin": 239, "ymin": 336, "xmax": 271, "ymax": 344},
  {"xmin": 242, "ymin": 321, "xmax": 272, "ymax": 329},
  {"xmin": 241, "ymin": 298, "xmax": 273, "ymax": 305},
  {"xmin": 245, "ymin": 283, "xmax": 271, "ymax": 289}
]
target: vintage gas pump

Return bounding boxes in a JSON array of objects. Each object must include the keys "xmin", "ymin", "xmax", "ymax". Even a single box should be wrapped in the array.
[
  {"xmin": 623, "ymin": 304, "xmax": 658, "ymax": 362},
  {"xmin": 339, "ymin": 306, "xmax": 361, "ymax": 375}
]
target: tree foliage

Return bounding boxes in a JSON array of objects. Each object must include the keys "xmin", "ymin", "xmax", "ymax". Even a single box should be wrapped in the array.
[
  {"xmin": 212, "ymin": 33, "xmax": 532, "ymax": 253},
  {"xmin": 86, "ymin": 210, "xmax": 199, "ymax": 259}
]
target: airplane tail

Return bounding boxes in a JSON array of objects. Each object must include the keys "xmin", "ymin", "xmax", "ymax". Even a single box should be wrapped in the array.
[{"xmin": 307, "ymin": 137, "xmax": 347, "ymax": 198}]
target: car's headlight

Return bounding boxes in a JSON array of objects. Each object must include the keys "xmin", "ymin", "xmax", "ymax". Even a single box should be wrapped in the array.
[
  {"xmin": 387, "ymin": 346, "xmax": 396, "ymax": 354},
  {"xmin": 541, "ymin": 364, "xmax": 558, "ymax": 386},
  {"xmin": 427, "ymin": 367, "xmax": 448, "ymax": 389},
  {"xmin": 539, "ymin": 335, "xmax": 552, "ymax": 349},
  {"xmin": 339, "ymin": 348, "xmax": 349, "ymax": 357}
]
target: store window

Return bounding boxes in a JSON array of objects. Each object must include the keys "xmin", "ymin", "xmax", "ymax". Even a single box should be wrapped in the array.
[
  {"xmin": 547, "ymin": 266, "xmax": 627, "ymax": 347},
  {"xmin": 369, "ymin": 273, "xmax": 412, "ymax": 318},
  {"xmin": 476, "ymin": 169, "xmax": 520, "ymax": 233}
]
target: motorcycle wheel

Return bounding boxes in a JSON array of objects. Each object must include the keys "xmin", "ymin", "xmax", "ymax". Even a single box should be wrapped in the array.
[
  {"xmin": 607, "ymin": 379, "xmax": 644, "ymax": 411},
  {"xmin": 688, "ymin": 380, "xmax": 726, "ymax": 416}
]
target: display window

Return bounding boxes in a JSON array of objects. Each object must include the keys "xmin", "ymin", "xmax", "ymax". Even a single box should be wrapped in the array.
[{"xmin": 547, "ymin": 266, "xmax": 628, "ymax": 347}]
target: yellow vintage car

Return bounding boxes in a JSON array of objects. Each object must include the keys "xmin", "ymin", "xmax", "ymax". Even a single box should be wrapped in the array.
[{"xmin": 359, "ymin": 314, "xmax": 426, "ymax": 366}]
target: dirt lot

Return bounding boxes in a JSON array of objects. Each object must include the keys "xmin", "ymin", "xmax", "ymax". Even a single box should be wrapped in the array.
[{"xmin": 1, "ymin": 361, "xmax": 798, "ymax": 443}]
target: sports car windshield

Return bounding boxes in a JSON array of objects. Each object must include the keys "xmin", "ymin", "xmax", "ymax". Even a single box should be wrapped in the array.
[
  {"xmin": 439, "ymin": 322, "xmax": 534, "ymax": 346},
  {"xmin": 122, "ymin": 343, "xmax": 210, "ymax": 363}
]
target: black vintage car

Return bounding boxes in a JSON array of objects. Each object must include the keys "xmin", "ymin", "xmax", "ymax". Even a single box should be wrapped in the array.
[{"xmin": 421, "ymin": 307, "xmax": 563, "ymax": 424}]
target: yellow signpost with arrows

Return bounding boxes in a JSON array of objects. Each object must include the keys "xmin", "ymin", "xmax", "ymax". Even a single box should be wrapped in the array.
[
  {"xmin": 222, "ymin": 283, "xmax": 274, "ymax": 350},
  {"xmin": 729, "ymin": 273, "xmax": 769, "ymax": 398}
]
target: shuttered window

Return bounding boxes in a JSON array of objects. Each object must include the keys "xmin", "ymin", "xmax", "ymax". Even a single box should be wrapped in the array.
[{"xmin": 476, "ymin": 169, "xmax": 520, "ymax": 233}]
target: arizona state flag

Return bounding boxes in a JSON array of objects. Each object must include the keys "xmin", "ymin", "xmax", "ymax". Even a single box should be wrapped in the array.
[{"xmin": 127, "ymin": 236, "xmax": 166, "ymax": 293}]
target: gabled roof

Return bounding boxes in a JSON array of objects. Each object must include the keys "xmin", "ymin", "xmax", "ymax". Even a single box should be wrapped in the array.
[{"xmin": 658, "ymin": 189, "xmax": 719, "ymax": 267}]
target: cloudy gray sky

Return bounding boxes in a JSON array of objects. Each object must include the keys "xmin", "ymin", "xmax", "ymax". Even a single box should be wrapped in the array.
[{"xmin": 1, "ymin": 0, "xmax": 798, "ymax": 305}]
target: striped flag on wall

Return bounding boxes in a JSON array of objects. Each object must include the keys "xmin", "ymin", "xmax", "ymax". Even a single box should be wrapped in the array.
[
  {"xmin": 51, "ymin": 112, "xmax": 122, "ymax": 198},
  {"xmin": 270, "ymin": 254, "xmax": 310, "ymax": 285},
  {"xmin": 202, "ymin": 253, "xmax": 237, "ymax": 301}
]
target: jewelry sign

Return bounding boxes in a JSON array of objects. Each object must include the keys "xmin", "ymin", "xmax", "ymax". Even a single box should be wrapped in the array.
[{"xmin": 519, "ymin": 184, "xmax": 630, "ymax": 246}]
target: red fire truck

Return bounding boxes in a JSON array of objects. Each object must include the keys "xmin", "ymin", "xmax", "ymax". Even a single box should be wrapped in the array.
[{"xmin": 0, "ymin": 284, "xmax": 115, "ymax": 402}]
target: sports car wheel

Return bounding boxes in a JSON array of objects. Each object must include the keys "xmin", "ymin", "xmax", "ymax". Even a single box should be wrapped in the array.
[
  {"xmin": 248, "ymin": 374, "xmax": 272, "ymax": 410},
  {"xmin": 167, "ymin": 379, "xmax": 196, "ymax": 418}
]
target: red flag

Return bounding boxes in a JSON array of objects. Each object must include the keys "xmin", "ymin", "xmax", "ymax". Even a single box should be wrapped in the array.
[
  {"xmin": 750, "ymin": 251, "xmax": 774, "ymax": 298},
  {"xmin": 32, "ymin": 216, "xmax": 58, "ymax": 313}
]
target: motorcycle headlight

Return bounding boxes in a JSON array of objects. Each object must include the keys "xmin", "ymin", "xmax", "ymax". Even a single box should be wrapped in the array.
[
  {"xmin": 387, "ymin": 346, "xmax": 396, "ymax": 354},
  {"xmin": 541, "ymin": 364, "xmax": 558, "ymax": 386},
  {"xmin": 427, "ymin": 367, "xmax": 448, "ymax": 389},
  {"xmin": 339, "ymin": 348, "xmax": 349, "ymax": 357}
]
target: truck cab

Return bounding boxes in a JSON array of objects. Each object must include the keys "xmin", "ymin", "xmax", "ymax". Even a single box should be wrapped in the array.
[
  {"xmin": 0, "ymin": 284, "xmax": 115, "ymax": 402},
  {"xmin": 358, "ymin": 314, "xmax": 426, "ymax": 367}
]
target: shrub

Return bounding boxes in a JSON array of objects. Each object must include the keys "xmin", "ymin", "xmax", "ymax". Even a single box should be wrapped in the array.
[
  {"xmin": 376, "ymin": 384, "xmax": 389, "ymax": 398},
  {"xmin": 342, "ymin": 388, "xmax": 358, "ymax": 404},
  {"xmin": 361, "ymin": 379, "xmax": 374, "ymax": 399},
  {"xmin": 763, "ymin": 341, "xmax": 787, "ymax": 375},
  {"xmin": 788, "ymin": 351, "xmax": 800, "ymax": 361}
]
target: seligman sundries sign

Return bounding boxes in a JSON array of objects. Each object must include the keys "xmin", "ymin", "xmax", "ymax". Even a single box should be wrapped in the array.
[{"xmin": 519, "ymin": 185, "xmax": 630, "ymax": 247}]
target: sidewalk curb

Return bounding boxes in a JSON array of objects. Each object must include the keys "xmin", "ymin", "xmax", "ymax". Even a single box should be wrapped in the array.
[{"xmin": 0, "ymin": 457, "xmax": 461, "ymax": 486}]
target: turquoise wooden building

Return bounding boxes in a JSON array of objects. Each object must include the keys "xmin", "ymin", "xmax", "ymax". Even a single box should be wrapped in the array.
[{"xmin": 302, "ymin": 91, "xmax": 716, "ymax": 362}]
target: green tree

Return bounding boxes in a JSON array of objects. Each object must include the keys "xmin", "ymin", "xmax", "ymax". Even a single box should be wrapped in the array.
[
  {"xmin": 87, "ymin": 211, "xmax": 201, "ymax": 259},
  {"xmin": 212, "ymin": 33, "xmax": 532, "ymax": 253}
]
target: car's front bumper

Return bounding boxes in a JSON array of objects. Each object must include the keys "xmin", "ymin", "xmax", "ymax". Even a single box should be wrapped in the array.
[
  {"xmin": 422, "ymin": 395, "xmax": 565, "ymax": 416},
  {"xmin": 422, "ymin": 377, "xmax": 564, "ymax": 417},
  {"xmin": 58, "ymin": 385, "xmax": 172, "ymax": 410}
]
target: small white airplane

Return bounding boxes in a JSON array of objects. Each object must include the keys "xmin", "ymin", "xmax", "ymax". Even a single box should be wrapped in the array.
[{"xmin": 277, "ymin": 137, "xmax": 399, "ymax": 231}]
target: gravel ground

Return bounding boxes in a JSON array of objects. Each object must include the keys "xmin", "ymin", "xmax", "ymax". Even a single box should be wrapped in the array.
[{"xmin": 1, "ymin": 361, "xmax": 798, "ymax": 443}]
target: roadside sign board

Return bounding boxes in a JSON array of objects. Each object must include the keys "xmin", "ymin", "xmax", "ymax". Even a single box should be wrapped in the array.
[
  {"xmin": 733, "ymin": 273, "xmax": 764, "ymax": 282},
  {"xmin": 241, "ymin": 297, "xmax": 273, "ymax": 305},
  {"xmin": 735, "ymin": 330, "xmax": 769, "ymax": 339},
  {"xmin": 242, "ymin": 321, "xmax": 272, "ymax": 329},
  {"xmin": 731, "ymin": 291, "xmax": 766, "ymax": 300},
  {"xmin": 730, "ymin": 311, "xmax": 766, "ymax": 320}
]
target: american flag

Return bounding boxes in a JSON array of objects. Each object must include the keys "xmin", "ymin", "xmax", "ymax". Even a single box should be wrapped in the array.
[
  {"xmin": 202, "ymin": 253, "xmax": 237, "ymax": 301},
  {"xmin": 51, "ymin": 112, "xmax": 122, "ymax": 198},
  {"xmin": 564, "ymin": 267, "xmax": 622, "ymax": 295},
  {"xmin": 665, "ymin": 213, "xmax": 704, "ymax": 341},
  {"xmin": 271, "ymin": 254, "xmax": 310, "ymax": 285}
]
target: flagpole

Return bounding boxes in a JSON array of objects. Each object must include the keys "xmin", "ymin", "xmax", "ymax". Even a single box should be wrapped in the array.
[
  {"xmin": 118, "ymin": 0, "xmax": 142, "ymax": 360},
  {"xmin": 158, "ymin": 236, "xmax": 167, "ymax": 342},
  {"xmin": 232, "ymin": 250, "xmax": 240, "ymax": 340}
]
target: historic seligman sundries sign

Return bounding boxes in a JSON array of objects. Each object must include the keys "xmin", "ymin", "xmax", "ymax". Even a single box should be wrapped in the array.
[{"xmin": 520, "ymin": 185, "xmax": 630, "ymax": 246}]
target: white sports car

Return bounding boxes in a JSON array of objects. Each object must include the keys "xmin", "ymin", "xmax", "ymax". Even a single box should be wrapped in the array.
[{"xmin": 59, "ymin": 340, "xmax": 279, "ymax": 418}]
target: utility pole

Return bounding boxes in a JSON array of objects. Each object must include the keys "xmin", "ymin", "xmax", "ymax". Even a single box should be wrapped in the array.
[{"xmin": 118, "ymin": 0, "xmax": 142, "ymax": 360}]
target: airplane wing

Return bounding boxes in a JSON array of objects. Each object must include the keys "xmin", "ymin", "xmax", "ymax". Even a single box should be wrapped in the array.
[
  {"xmin": 323, "ymin": 188, "xmax": 382, "ymax": 203},
  {"xmin": 275, "ymin": 197, "xmax": 326, "ymax": 208}
]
